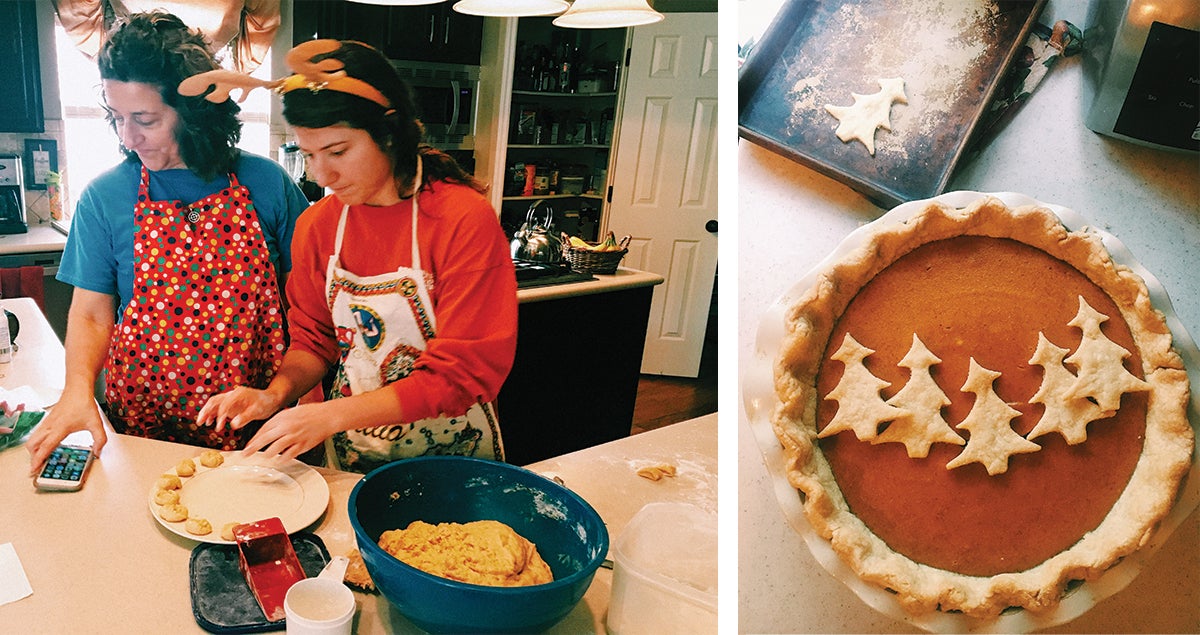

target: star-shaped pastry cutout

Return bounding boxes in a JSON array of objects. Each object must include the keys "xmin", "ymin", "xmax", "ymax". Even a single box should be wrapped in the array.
[{"xmin": 824, "ymin": 78, "xmax": 907, "ymax": 155}]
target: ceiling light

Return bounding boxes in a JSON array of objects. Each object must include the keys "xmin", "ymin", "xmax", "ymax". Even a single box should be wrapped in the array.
[
  {"xmin": 552, "ymin": 0, "xmax": 664, "ymax": 29},
  {"xmin": 347, "ymin": 0, "xmax": 447, "ymax": 6},
  {"xmin": 452, "ymin": 0, "xmax": 569, "ymax": 16}
]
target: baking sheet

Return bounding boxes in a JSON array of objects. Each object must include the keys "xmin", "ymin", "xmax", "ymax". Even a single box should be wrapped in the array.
[
  {"xmin": 738, "ymin": 0, "xmax": 1046, "ymax": 208},
  {"xmin": 189, "ymin": 532, "xmax": 331, "ymax": 633},
  {"xmin": 741, "ymin": 191, "xmax": 1200, "ymax": 633}
]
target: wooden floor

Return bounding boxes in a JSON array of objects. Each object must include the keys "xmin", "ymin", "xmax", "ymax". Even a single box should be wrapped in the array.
[{"xmin": 629, "ymin": 286, "xmax": 719, "ymax": 435}]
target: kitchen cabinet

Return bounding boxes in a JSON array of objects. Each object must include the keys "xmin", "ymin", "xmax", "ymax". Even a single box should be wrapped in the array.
[
  {"xmin": 0, "ymin": 0, "xmax": 44, "ymax": 133},
  {"xmin": 498, "ymin": 18, "xmax": 627, "ymax": 242},
  {"xmin": 292, "ymin": 1, "xmax": 483, "ymax": 65},
  {"xmin": 497, "ymin": 270, "xmax": 662, "ymax": 465}
]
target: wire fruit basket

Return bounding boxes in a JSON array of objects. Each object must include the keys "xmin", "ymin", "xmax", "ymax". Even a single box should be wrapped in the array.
[{"xmin": 561, "ymin": 232, "xmax": 631, "ymax": 275}]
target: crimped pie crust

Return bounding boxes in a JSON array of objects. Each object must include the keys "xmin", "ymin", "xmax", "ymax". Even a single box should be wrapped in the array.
[{"xmin": 771, "ymin": 196, "xmax": 1193, "ymax": 617}]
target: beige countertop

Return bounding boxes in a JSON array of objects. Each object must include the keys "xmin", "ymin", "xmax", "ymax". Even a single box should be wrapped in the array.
[
  {"xmin": 0, "ymin": 296, "xmax": 715, "ymax": 634},
  {"xmin": 517, "ymin": 267, "xmax": 664, "ymax": 304},
  {"xmin": 737, "ymin": 2, "xmax": 1200, "ymax": 628},
  {"xmin": 0, "ymin": 223, "xmax": 67, "ymax": 256}
]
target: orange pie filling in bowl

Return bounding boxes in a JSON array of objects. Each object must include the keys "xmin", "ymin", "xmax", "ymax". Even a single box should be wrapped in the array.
[{"xmin": 772, "ymin": 197, "xmax": 1193, "ymax": 618}]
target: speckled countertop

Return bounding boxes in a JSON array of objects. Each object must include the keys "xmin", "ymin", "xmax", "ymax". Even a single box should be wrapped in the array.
[
  {"xmin": 737, "ymin": 0, "xmax": 1199, "ymax": 632},
  {"xmin": 0, "ymin": 223, "xmax": 66, "ymax": 256}
]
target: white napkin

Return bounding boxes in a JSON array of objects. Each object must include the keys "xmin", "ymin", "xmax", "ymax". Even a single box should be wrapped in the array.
[
  {"xmin": 0, "ymin": 543, "xmax": 33, "ymax": 606},
  {"xmin": 0, "ymin": 385, "xmax": 52, "ymax": 411}
]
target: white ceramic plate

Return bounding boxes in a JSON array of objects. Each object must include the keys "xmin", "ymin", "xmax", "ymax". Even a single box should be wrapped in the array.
[
  {"xmin": 147, "ymin": 452, "xmax": 330, "ymax": 544},
  {"xmin": 741, "ymin": 190, "xmax": 1200, "ymax": 633}
]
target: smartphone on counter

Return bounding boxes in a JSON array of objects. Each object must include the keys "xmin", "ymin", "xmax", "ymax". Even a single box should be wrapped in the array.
[{"xmin": 35, "ymin": 444, "xmax": 95, "ymax": 491}]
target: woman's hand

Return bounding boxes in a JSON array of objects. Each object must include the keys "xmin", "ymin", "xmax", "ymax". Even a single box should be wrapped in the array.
[
  {"xmin": 240, "ymin": 403, "xmax": 339, "ymax": 462},
  {"xmin": 26, "ymin": 393, "xmax": 107, "ymax": 476},
  {"xmin": 196, "ymin": 386, "xmax": 285, "ymax": 433}
]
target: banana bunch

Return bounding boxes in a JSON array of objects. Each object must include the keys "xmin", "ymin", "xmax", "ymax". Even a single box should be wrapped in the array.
[{"xmin": 568, "ymin": 232, "xmax": 624, "ymax": 252}]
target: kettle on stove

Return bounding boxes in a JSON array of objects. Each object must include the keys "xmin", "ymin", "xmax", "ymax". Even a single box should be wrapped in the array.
[{"xmin": 510, "ymin": 199, "xmax": 563, "ymax": 264}]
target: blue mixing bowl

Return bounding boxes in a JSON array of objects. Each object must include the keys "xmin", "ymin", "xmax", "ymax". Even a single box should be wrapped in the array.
[{"xmin": 348, "ymin": 456, "xmax": 609, "ymax": 633}]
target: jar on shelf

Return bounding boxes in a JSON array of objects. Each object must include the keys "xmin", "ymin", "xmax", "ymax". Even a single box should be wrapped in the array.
[{"xmin": 533, "ymin": 166, "xmax": 550, "ymax": 195}]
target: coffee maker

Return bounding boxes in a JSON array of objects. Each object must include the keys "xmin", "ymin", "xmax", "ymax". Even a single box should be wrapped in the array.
[{"xmin": 0, "ymin": 155, "xmax": 28, "ymax": 234}]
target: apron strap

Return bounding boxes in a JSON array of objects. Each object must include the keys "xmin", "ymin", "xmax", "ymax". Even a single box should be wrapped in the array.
[
  {"xmin": 410, "ymin": 156, "xmax": 422, "ymax": 271},
  {"xmin": 333, "ymin": 204, "xmax": 350, "ymax": 259}
]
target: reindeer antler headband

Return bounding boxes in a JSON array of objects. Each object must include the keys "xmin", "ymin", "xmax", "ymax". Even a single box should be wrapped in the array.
[{"xmin": 178, "ymin": 40, "xmax": 393, "ymax": 113}]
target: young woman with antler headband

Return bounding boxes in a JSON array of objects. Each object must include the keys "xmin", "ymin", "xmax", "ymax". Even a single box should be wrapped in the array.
[
  {"xmin": 27, "ymin": 12, "xmax": 308, "ymax": 476},
  {"xmin": 193, "ymin": 40, "xmax": 518, "ymax": 473}
]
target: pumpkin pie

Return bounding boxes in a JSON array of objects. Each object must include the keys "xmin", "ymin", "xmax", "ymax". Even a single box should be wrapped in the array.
[{"xmin": 771, "ymin": 196, "xmax": 1193, "ymax": 617}]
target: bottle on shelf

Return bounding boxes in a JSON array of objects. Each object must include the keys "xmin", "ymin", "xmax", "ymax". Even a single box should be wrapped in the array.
[{"xmin": 558, "ymin": 42, "xmax": 577, "ymax": 93}]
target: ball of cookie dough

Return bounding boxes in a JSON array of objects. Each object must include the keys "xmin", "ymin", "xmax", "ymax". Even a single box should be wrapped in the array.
[
  {"xmin": 156, "ymin": 474, "xmax": 182, "ymax": 490},
  {"xmin": 186, "ymin": 518, "xmax": 213, "ymax": 536},
  {"xmin": 176, "ymin": 458, "xmax": 196, "ymax": 477},
  {"xmin": 199, "ymin": 449, "xmax": 224, "ymax": 468},
  {"xmin": 220, "ymin": 522, "xmax": 241, "ymax": 542},
  {"xmin": 158, "ymin": 503, "xmax": 188, "ymax": 523},
  {"xmin": 154, "ymin": 488, "xmax": 181, "ymax": 506}
]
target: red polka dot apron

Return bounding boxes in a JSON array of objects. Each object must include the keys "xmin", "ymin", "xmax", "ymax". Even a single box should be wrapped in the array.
[
  {"xmin": 103, "ymin": 167, "xmax": 286, "ymax": 448},
  {"xmin": 323, "ymin": 160, "xmax": 503, "ymax": 473}
]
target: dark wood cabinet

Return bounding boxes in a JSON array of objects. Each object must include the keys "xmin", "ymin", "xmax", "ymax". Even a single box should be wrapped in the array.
[
  {"xmin": 0, "ymin": 0, "xmax": 44, "ymax": 133},
  {"xmin": 293, "ymin": 1, "xmax": 483, "ymax": 65},
  {"xmin": 497, "ymin": 285, "xmax": 654, "ymax": 465}
]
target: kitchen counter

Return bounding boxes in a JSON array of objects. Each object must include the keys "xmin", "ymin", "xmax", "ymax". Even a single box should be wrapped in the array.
[
  {"xmin": 0, "ymin": 296, "xmax": 716, "ymax": 633},
  {"xmin": 737, "ymin": 0, "xmax": 1200, "ymax": 631},
  {"xmin": 517, "ymin": 267, "xmax": 664, "ymax": 304},
  {"xmin": 0, "ymin": 223, "xmax": 67, "ymax": 256}
]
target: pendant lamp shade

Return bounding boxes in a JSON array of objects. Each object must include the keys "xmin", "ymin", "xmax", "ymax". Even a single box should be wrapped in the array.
[
  {"xmin": 452, "ymin": 0, "xmax": 569, "ymax": 16},
  {"xmin": 553, "ymin": 0, "xmax": 664, "ymax": 29},
  {"xmin": 348, "ymin": 0, "xmax": 446, "ymax": 5}
]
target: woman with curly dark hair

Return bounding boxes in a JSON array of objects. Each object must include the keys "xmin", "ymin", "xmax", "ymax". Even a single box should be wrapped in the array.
[
  {"xmin": 27, "ymin": 11, "xmax": 309, "ymax": 475},
  {"xmin": 195, "ymin": 40, "xmax": 517, "ymax": 473}
]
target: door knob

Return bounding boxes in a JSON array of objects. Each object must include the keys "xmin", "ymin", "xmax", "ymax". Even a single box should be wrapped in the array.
[{"xmin": 705, "ymin": 220, "xmax": 718, "ymax": 233}]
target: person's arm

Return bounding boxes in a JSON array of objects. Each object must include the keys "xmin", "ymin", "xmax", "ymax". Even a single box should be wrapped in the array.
[
  {"xmin": 195, "ymin": 347, "xmax": 329, "ymax": 432},
  {"xmin": 26, "ymin": 288, "xmax": 115, "ymax": 474}
]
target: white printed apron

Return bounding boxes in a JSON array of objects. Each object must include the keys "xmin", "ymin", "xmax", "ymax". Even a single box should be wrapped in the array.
[{"xmin": 323, "ymin": 160, "xmax": 503, "ymax": 473}]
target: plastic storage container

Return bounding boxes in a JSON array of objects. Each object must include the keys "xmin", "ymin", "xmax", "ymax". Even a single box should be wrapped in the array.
[{"xmin": 607, "ymin": 503, "xmax": 718, "ymax": 635}]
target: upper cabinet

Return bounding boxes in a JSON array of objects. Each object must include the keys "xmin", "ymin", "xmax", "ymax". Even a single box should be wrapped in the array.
[
  {"xmin": 498, "ymin": 18, "xmax": 627, "ymax": 241},
  {"xmin": 292, "ymin": 1, "xmax": 483, "ymax": 66},
  {"xmin": 0, "ymin": 0, "xmax": 44, "ymax": 133}
]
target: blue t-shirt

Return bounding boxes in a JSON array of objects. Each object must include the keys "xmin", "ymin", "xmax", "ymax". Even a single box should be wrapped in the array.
[{"xmin": 58, "ymin": 153, "xmax": 308, "ymax": 315}]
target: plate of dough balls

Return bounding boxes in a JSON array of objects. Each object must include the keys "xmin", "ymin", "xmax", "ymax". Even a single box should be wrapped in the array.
[{"xmin": 147, "ymin": 449, "xmax": 330, "ymax": 544}]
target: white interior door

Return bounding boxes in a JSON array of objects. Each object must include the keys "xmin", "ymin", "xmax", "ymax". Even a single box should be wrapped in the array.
[{"xmin": 606, "ymin": 13, "xmax": 719, "ymax": 378}]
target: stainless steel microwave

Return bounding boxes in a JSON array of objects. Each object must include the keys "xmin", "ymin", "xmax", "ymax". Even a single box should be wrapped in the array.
[{"xmin": 393, "ymin": 60, "xmax": 479, "ymax": 151}]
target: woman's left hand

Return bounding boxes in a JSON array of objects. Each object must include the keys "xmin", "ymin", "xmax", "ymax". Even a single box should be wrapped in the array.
[
  {"xmin": 240, "ymin": 403, "xmax": 339, "ymax": 462},
  {"xmin": 197, "ymin": 386, "xmax": 284, "ymax": 432}
]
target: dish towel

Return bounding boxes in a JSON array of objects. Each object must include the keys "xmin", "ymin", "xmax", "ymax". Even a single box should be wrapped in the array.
[{"xmin": 0, "ymin": 266, "xmax": 45, "ymax": 312}]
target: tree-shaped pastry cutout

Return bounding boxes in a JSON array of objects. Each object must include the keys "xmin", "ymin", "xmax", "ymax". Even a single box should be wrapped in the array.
[
  {"xmin": 872, "ymin": 334, "xmax": 964, "ymax": 457},
  {"xmin": 946, "ymin": 358, "xmax": 1041, "ymax": 475},
  {"xmin": 1027, "ymin": 332, "xmax": 1109, "ymax": 444},
  {"xmin": 824, "ymin": 78, "xmax": 907, "ymax": 155},
  {"xmin": 1064, "ymin": 296, "xmax": 1149, "ymax": 412},
  {"xmin": 820, "ymin": 333, "xmax": 905, "ymax": 442}
]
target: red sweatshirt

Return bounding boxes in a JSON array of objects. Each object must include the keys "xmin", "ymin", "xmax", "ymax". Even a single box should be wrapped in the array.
[{"xmin": 285, "ymin": 180, "xmax": 518, "ymax": 422}]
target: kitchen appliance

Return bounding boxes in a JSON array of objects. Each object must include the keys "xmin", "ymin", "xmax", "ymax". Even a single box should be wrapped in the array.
[
  {"xmin": 1082, "ymin": 0, "xmax": 1199, "ymax": 152},
  {"xmin": 510, "ymin": 199, "xmax": 563, "ymax": 264},
  {"xmin": 512, "ymin": 260, "xmax": 594, "ymax": 288},
  {"xmin": 392, "ymin": 60, "xmax": 479, "ymax": 150},
  {"xmin": 0, "ymin": 155, "xmax": 28, "ymax": 234}
]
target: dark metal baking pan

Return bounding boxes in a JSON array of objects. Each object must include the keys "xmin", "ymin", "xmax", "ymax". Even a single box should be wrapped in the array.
[
  {"xmin": 190, "ymin": 531, "xmax": 331, "ymax": 633},
  {"xmin": 739, "ymin": 0, "xmax": 1046, "ymax": 209}
]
